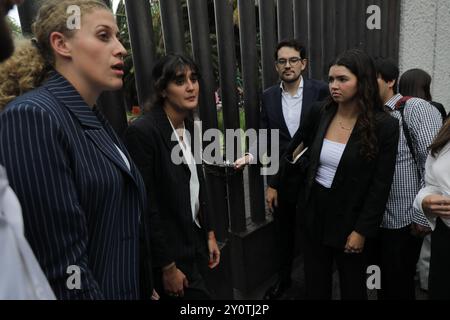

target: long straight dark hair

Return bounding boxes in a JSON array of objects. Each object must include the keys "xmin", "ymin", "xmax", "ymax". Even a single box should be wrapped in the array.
[
  {"xmin": 398, "ymin": 68, "xmax": 432, "ymax": 101},
  {"xmin": 430, "ymin": 118, "xmax": 450, "ymax": 157},
  {"xmin": 326, "ymin": 49, "xmax": 384, "ymax": 160}
]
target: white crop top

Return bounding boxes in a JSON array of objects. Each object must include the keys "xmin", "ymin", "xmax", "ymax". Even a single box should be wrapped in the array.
[{"xmin": 315, "ymin": 139, "xmax": 346, "ymax": 188}]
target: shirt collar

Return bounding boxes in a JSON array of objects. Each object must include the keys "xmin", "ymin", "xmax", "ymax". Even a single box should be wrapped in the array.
[
  {"xmin": 280, "ymin": 76, "xmax": 304, "ymax": 97},
  {"xmin": 385, "ymin": 93, "xmax": 403, "ymax": 110}
]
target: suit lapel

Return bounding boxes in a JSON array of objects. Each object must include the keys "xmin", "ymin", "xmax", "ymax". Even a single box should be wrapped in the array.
[
  {"xmin": 152, "ymin": 108, "xmax": 190, "ymax": 173},
  {"xmin": 306, "ymin": 104, "xmax": 361, "ymax": 191},
  {"xmin": 272, "ymin": 86, "xmax": 291, "ymax": 138},
  {"xmin": 300, "ymin": 79, "xmax": 313, "ymax": 128},
  {"xmin": 308, "ymin": 105, "xmax": 336, "ymax": 176},
  {"xmin": 303, "ymin": 105, "xmax": 335, "ymax": 201},
  {"xmin": 45, "ymin": 72, "xmax": 135, "ymax": 179},
  {"xmin": 330, "ymin": 124, "xmax": 361, "ymax": 189}
]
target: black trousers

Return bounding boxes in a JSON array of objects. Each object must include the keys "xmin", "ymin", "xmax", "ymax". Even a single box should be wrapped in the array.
[
  {"xmin": 303, "ymin": 182, "xmax": 368, "ymax": 300},
  {"xmin": 153, "ymin": 225, "xmax": 211, "ymax": 300},
  {"xmin": 376, "ymin": 225, "xmax": 423, "ymax": 300},
  {"xmin": 273, "ymin": 197, "xmax": 297, "ymax": 286},
  {"xmin": 429, "ymin": 218, "xmax": 450, "ymax": 300}
]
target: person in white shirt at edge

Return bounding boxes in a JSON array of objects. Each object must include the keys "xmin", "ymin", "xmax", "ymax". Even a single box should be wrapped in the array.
[
  {"xmin": 0, "ymin": 0, "xmax": 55, "ymax": 299},
  {"xmin": 398, "ymin": 68, "xmax": 447, "ymax": 293},
  {"xmin": 414, "ymin": 119, "xmax": 450, "ymax": 299}
]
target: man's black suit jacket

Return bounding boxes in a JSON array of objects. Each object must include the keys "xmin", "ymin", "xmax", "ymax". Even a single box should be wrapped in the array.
[{"xmin": 260, "ymin": 78, "xmax": 329, "ymax": 189}]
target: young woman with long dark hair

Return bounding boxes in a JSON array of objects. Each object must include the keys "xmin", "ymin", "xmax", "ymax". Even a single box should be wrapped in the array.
[{"xmin": 284, "ymin": 49, "xmax": 399, "ymax": 299}]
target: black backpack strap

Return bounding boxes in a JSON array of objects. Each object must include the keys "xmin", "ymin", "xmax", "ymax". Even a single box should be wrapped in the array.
[{"xmin": 397, "ymin": 104, "xmax": 422, "ymax": 179}]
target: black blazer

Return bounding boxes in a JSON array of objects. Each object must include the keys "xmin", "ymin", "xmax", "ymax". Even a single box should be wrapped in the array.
[
  {"xmin": 261, "ymin": 78, "xmax": 329, "ymax": 188},
  {"xmin": 124, "ymin": 107, "xmax": 212, "ymax": 271},
  {"xmin": 284, "ymin": 102, "xmax": 399, "ymax": 248}
]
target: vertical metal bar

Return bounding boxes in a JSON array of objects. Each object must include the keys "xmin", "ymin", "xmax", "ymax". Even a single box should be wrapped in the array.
[
  {"xmin": 388, "ymin": 0, "xmax": 401, "ymax": 62},
  {"xmin": 159, "ymin": 0, "xmax": 185, "ymax": 54},
  {"xmin": 365, "ymin": 0, "xmax": 374, "ymax": 56},
  {"xmin": 380, "ymin": 0, "xmax": 390, "ymax": 58},
  {"xmin": 293, "ymin": 0, "xmax": 310, "ymax": 78},
  {"xmin": 356, "ymin": 0, "xmax": 367, "ymax": 51},
  {"xmin": 94, "ymin": 0, "xmax": 128, "ymax": 136},
  {"xmin": 187, "ymin": 0, "xmax": 218, "ymax": 131},
  {"xmin": 277, "ymin": 0, "xmax": 294, "ymax": 41},
  {"xmin": 96, "ymin": 90, "xmax": 128, "ymax": 137},
  {"xmin": 346, "ymin": 0, "xmax": 358, "ymax": 49},
  {"xmin": 213, "ymin": 0, "xmax": 246, "ymax": 233},
  {"xmin": 187, "ymin": 2, "xmax": 233, "ymax": 299},
  {"xmin": 374, "ymin": 0, "xmax": 383, "ymax": 58},
  {"xmin": 17, "ymin": 0, "xmax": 39, "ymax": 36},
  {"xmin": 187, "ymin": 0, "xmax": 227, "ymax": 243},
  {"xmin": 238, "ymin": 0, "xmax": 265, "ymax": 224},
  {"xmin": 258, "ymin": 0, "xmax": 278, "ymax": 89},
  {"xmin": 293, "ymin": 0, "xmax": 308, "ymax": 43},
  {"xmin": 309, "ymin": 0, "xmax": 324, "ymax": 80},
  {"xmin": 124, "ymin": 0, "xmax": 157, "ymax": 108},
  {"xmin": 323, "ymin": 0, "xmax": 336, "ymax": 72},
  {"xmin": 335, "ymin": 0, "xmax": 347, "ymax": 56}
]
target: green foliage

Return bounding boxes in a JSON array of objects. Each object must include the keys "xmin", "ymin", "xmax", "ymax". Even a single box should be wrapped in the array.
[
  {"xmin": 217, "ymin": 108, "xmax": 246, "ymax": 133},
  {"xmin": 6, "ymin": 16, "xmax": 21, "ymax": 37}
]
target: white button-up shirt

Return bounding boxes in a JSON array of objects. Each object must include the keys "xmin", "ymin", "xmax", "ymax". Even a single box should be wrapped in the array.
[
  {"xmin": 168, "ymin": 119, "xmax": 201, "ymax": 228},
  {"xmin": 281, "ymin": 76, "xmax": 304, "ymax": 137}
]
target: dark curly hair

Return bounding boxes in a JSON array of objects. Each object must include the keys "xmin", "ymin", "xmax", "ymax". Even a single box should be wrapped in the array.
[
  {"xmin": 326, "ymin": 49, "xmax": 385, "ymax": 160},
  {"xmin": 145, "ymin": 53, "xmax": 200, "ymax": 112}
]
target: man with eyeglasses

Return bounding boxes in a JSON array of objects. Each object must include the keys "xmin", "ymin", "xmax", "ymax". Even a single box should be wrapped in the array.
[{"xmin": 262, "ymin": 39, "xmax": 329, "ymax": 300}]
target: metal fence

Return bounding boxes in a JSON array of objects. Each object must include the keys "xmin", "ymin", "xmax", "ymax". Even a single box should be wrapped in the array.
[{"xmin": 122, "ymin": 0, "xmax": 401, "ymax": 235}]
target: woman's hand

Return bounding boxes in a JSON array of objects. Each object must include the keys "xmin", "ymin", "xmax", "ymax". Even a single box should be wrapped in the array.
[
  {"xmin": 266, "ymin": 187, "xmax": 278, "ymax": 212},
  {"xmin": 422, "ymin": 194, "xmax": 450, "ymax": 218},
  {"xmin": 207, "ymin": 231, "xmax": 221, "ymax": 269},
  {"xmin": 344, "ymin": 231, "xmax": 365, "ymax": 254},
  {"xmin": 162, "ymin": 262, "xmax": 188, "ymax": 298},
  {"xmin": 233, "ymin": 153, "xmax": 254, "ymax": 170},
  {"xmin": 151, "ymin": 289, "xmax": 160, "ymax": 300}
]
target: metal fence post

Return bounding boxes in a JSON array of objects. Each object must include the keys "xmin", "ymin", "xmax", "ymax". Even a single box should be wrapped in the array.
[
  {"xmin": 159, "ymin": 0, "xmax": 185, "ymax": 54},
  {"xmin": 258, "ymin": 0, "xmax": 278, "ymax": 90},
  {"xmin": 124, "ymin": 0, "xmax": 157, "ymax": 108},
  {"xmin": 213, "ymin": 0, "xmax": 247, "ymax": 234},
  {"xmin": 238, "ymin": 0, "xmax": 265, "ymax": 224}
]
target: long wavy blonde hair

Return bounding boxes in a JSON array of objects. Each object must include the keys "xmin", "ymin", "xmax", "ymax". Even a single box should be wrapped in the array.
[{"xmin": 0, "ymin": 0, "xmax": 109, "ymax": 111}]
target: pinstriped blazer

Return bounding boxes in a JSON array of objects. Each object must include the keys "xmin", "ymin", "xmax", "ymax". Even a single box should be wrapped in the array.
[{"xmin": 0, "ymin": 72, "xmax": 147, "ymax": 300}]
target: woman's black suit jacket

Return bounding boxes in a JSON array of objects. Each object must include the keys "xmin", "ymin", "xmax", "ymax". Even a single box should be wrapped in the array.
[
  {"xmin": 124, "ymin": 107, "xmax": 212, "ymax": 280},
  {"xmin": 283, "ymin": 102, "xmax": 400, "ymax": 248}
]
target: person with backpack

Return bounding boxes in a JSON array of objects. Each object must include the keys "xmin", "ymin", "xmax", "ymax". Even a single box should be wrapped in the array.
[
  {"xmin": 399, "ymin": 68, "xmax": 448, "ymax": 121},
  {"xmin": 373, "ymin": 58, "xmax": 442, "ymax": 299}
]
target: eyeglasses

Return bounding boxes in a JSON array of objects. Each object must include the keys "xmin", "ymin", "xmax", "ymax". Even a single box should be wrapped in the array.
[{"xmin": 275, "ymin": 57, "xmax": 303, "ymax": 66}]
